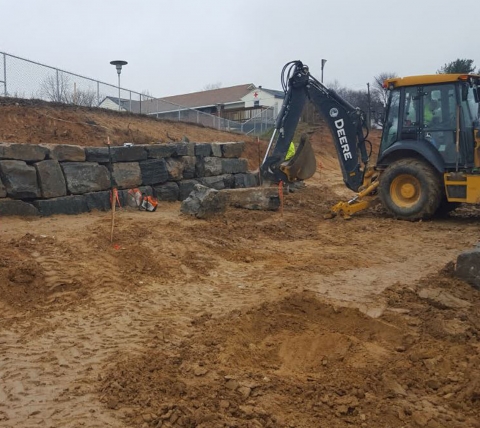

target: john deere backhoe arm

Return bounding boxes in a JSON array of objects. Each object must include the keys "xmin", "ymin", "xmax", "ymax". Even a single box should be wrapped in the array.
[
  {"xmin": 261, "ymin": 60, "xmax": 370, "ymax": 191},
  {"xmin": 261, "ymin": 60, "xmax": 380, "ymax": 217}
]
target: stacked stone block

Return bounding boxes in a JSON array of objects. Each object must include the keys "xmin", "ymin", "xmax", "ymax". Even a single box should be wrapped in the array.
[{"xmin": 0, "ymin": 141, "xmax": 258, "ymax": 216}]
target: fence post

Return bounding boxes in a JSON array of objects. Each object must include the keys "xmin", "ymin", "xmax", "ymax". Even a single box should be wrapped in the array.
[
  {"xmin": 56, "ymin": 69, "xmax": 60, "ymax": 102},
  {"xmin": 2, "ymin": 53, "xmax": 7, "ymax": 96},
  {"xmin": 97, "ymin": 81, "xmax": 100, "ymax": 106}
]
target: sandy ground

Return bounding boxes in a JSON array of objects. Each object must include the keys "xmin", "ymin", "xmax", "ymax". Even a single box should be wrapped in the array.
[{"xmin": 0, "ymin": 101, "xmax": 480, "ymax": 427}]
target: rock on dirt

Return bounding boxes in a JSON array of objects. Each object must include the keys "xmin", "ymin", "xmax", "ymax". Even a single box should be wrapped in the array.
[
  {"xmin": 455, "ymin": 247, "xmax": 480, "ymax": 290},
  {"xmin": 180, "ymin": 184, "xmax": 227, "ymax": 219}
]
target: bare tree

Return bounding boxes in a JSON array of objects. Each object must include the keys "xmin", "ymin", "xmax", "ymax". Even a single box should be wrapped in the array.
[
  {"xmin": 39, "ymin": 73, "xmax": 97, "ymax": 107},
  {"xmin": 372, "ymin": 72, "xmax": 397, "ymax": 107},
  {"xmin": 40, "ymin": 72, "xmax": 71, "ymax": 103}
]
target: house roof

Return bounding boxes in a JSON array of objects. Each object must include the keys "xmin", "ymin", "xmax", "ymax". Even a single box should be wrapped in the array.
[
  {"xmin": 256, "ymin": 87, "xmax": 285, "ymax": 98},
  {"xmin": 132, "ymin": 83, "xmax": 257, "ymax": 115},
  {"xmin": 162, "ymin": 83, "xmax": 256, "ymax": 108}
]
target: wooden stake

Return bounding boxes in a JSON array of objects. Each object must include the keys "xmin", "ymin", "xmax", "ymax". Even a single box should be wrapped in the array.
[{"xmin": 110, "ymin": 188, "xmax": 117, "ymax": 243}]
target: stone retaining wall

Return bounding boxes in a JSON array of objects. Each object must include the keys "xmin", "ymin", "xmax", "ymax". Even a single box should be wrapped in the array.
[{"xmin": 0, "ymin": 141, "xmax": 258, "ymax": 216}]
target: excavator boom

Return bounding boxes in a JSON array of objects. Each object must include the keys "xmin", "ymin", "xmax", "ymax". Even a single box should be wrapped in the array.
[{"xmin": 260, "ymin": 60, "xmax": 370, "ymax": 192}]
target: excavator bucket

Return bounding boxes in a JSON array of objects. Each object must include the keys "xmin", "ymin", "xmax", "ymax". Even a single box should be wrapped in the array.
[{"xmin": 280, "ymin": 136, "xmax": 316, "ymax": 181}]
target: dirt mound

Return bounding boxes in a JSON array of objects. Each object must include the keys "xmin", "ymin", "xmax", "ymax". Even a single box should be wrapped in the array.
[
  {"xmin": 0, "ymin": 97, "xmax": 256, "ymax": 148},
  {"xmin": 100, "ymin": 267, "xmax": 480, "ymax": 428}
]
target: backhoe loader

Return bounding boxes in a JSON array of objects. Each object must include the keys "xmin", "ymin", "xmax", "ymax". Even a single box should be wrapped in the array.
[{"xmin": 260, "ymin": 60, "xmax": 480, "ymax": 219}]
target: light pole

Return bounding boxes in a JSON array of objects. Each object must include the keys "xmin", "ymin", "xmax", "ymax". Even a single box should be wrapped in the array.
[
  {"xmin": 321, "ymin": 59, "xmax": 327, "ymax": 84},
  {"xmin": 110, "ymin": 60, "xmax": 128, "ymax": 111}
]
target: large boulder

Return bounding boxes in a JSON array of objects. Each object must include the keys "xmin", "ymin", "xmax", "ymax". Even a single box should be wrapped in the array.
[
  {"xmin": 165, "ymin": 158, "xmax": 184, "ymax": 181},
  {"xmin": 33, "ymin": 195, "xmax": 89, "ymax": 216},
  {"xmin": 85, "ymin": 190, "xmax": 112, "ymax": 212},
  {"xmin": 181, "ymin": 156, "xmax": 196, "ymax": 179},
  {"xmin": 174, "ymin": 142, "xmax": 195, "ymax": 157},
  {"xmin": 180, "ymin": 184, "xmax": 227, "ymax": 219},
  {"xmin": 35, "ymin": 160, "xmax": 67, "ymax": 198},
  {"xmin": 223, "ymin": 187, "xmax": 280, "ymax": 211},
  {"xmin": 199, "ymin": 175, "xmax": 227, "ymax": 190},
  {"xmin": 47, "ymin": 144, "xmax": 86, "ymax": 162},
  {"xmin": 85, "ymin": 147, "xmax": 110, "ymax": 163},
  {"xmin": 234, "ymin": 172, "xmax": 259, "ymax": 188},
  {"xmin": 221, "ymin": 158, "xmax": 248, "ymax": 174},
  {"xmin": 221, "ymin": 142, "xmax": 245, "ymax": 158},
  {"xmin": 110, "ymin": 146, "xmax": 147, "ymax": 162},
  {"xmin": 0, "ymin": 160, "xmax": 40, "ymax": 198},
  {"xmin": 178, "ymin": 179, "xmax": 200, "ymax": 201},
  {"xmin": 194, "ymin": 143, "xmax": 212, "ymax": 157},
  {"xmin": 153, "ymin": 182, "xmax": 179, "ymax": 202},
  {"xmin": 62, "ymin": 162, "xmax": 111, "ymax": 194},
  {"xmin": 0, "ymin": 143, "xmax": 48, "ymax": 162},
  {"xmin": 139, "ymin": 159, "xmax": 168, "ymax": 185},
  {"xmin": 112, "ymin": 162, "xmax": 142, "ymax": 189},
  {"xmin": 455, "ymin": 248, "xmax": 480, "ymax": 290},
  {"xmin": 146, "ymin": 143, "xmax": 176, "ymax": 159},
  {"xmin": 0, "ymin": 178, "xmax": 6, "ymax": 198},
  {"xmin": 0, "ymin": 199, "xmax": 38, "ymax": 216},
  {"xmin": 203, "ymin": 157, "xmax": 223, "ymax": 177}
]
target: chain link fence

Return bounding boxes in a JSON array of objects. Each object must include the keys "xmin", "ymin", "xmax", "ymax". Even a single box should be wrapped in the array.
[{"xmin": 0, "ymin": 52, "xmax": 276, "ymax": 135}]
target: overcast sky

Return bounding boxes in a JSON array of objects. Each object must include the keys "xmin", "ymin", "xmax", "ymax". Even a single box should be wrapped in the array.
[{"xmin": 1, "ymin": 0, "xmax": 479, "ymax": 98}]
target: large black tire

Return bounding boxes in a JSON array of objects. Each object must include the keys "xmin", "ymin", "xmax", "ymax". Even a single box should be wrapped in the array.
[{"xmin": 379, "ymin": 158, "xmax": 443, "ymax": 220}]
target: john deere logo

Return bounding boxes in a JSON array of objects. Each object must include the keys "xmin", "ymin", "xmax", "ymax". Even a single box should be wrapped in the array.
[{"xmin": 329, "ymin": 108, "xmax": 339, "ymax": 118}]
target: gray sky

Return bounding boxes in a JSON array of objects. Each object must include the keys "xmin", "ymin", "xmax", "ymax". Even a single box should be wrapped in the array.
[{"xmin": 1, "ymin": 0, "xmax": 479, "ymax": 97}]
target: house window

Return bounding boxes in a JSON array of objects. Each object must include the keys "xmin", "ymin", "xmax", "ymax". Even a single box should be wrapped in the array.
[{"xmin": 254, "ymin": 100, "xmax": 259, "ymax": 107}]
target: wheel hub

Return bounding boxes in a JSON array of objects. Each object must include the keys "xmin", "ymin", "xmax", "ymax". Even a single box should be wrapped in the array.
[{"xmin": 390, "ymin": 174, "xmax": 421, "ymax": 208}]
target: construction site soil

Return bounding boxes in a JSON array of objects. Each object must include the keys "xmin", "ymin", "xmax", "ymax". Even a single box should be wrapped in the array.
[{"xmin": 0, "ymin": 100, "xmax": 479, "ymax": 428}]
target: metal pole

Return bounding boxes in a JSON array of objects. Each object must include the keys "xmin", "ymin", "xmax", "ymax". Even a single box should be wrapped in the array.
[
  {"xmin": 3, "ymin": 53, "xmax": 7, "ymax": 96},
  {"xmin": 321, "ymin": 59, "xmax": 327, "ymax": 84},
  {"xmin": 97, "ymin": 81, "xmax": 100, "ymax": 106},
  {"xmin": 367, "ymin": 82, "xmax": 371, "ymax": 130},
  {"xmin": 56, "ymin": 69, "xmax": 60, "ymax": 102},
  {"xmin": 117, "ymin": 73, "xmax": 121, "ymax": 111}
]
